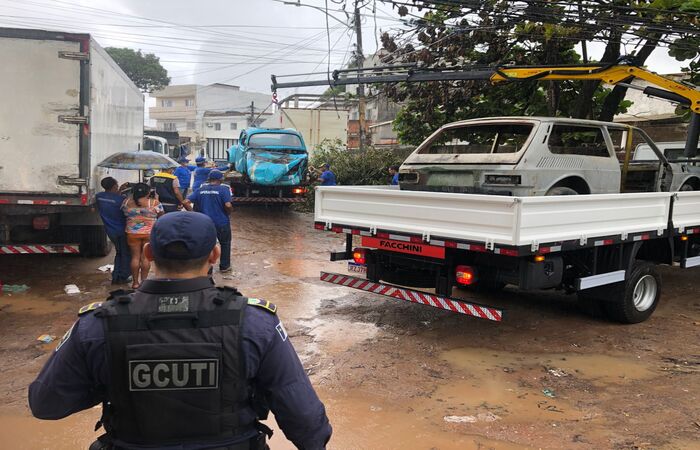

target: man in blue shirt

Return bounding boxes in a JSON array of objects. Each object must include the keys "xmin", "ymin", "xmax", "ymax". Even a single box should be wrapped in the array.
[
  {"xmin": 173, "ymin": 156, "xmax": 194, "ymax": 196},
  {"xmin": 28, "ymin": 212, "xmax": 332, "ymax": 450},
  {"xmin": 192, "ymin": 156, "xmax": 213, "ymax": 192},
  {"xmin": 318, "ymin": 163, "xmax": 337, "ymax": 186},
  {"xmin": 185, "ymin": 170, "xmax": 233, "ymax": 273},
  {"xmin": 95, "ymin": 177, "xmax": 130, "ymax": 284},
  {"xmin": 389, "ymin": 165, "xmax": 400, "ymax": 185}
]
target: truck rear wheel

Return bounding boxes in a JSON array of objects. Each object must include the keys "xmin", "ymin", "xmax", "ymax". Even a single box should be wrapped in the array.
[
  {"xmin": 545, "ymin": 186, "xmax": 579, "ymax": 196},
  {"xmin": 604, "ymin": 261, "xmax": 660, "ymax": 324},
  {"xmin": 80, "ymin": 225, "xmax": 111, "ymax": 257}
]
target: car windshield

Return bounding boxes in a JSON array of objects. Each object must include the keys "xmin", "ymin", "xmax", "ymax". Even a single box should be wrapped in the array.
[
  {"xmin": 248, "ymin": 133, "xmax": 303, "ymax": 148},
  {"xmin": 419, "ymin": 123, "xmax": 534, "ymax": 155}
]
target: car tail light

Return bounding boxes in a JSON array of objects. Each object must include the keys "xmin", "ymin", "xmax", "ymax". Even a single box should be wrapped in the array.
[
  {"xmin": 292, "ymin": 187, "xmax": 307, "ymax": 195},
  {"xmin": 353, "ymin": 248, "xmax": 367, "ymax": 265},
  {"xmin": 455, "ymin": 265, "xmax": 476, "ymax": 286},
  {"xmin": 32, "ymin": 215, "xmax": 50, "ymax": 230}
]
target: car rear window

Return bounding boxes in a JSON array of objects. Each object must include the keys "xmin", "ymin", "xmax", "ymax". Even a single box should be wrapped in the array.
[
  {"xmin": 248, "ymin": 133, "xmax": 302, "ymax": 148},
  {"xmin": 419, "ymin": 124, "xmax": 533, "ymax": 154}
]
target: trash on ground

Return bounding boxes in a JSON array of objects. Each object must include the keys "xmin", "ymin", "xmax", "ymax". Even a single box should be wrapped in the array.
[
  {"xmin": 548, "ymin": 368, "xmax": 568, "ymax": 377},
  {"xmin": 97, "ymin": 264, "xmax": 114, "ymax": 273},
  {"xmin": 542, "ymin": 388, "xmax": 556, "ymax": 398},
  {"xmin": 64, "ymin": 284, "xmax": 81, "ymax": 295},
  {"xmin": 443, "ymin": 412, "xmax": 500, "ymax": 423},
  {"xmin": 36, "ymin": 334, "xmax": 55, "ymax": 343},
  {"xmin": 1, "ymin": 284, "xmax": 30, "ymax": 293}
]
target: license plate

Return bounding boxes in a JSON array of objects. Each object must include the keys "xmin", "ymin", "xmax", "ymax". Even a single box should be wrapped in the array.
[
  {"xmin": 348, "ymin": 262, "xmax": 366, "ymax": 274},
  {"xmin": 361, "ymin": 236, "xmax": 445, "ymax": 259}
]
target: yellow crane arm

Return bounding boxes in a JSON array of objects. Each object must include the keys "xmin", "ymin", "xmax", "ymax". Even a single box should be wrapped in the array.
[{"xmin": 490, "ymin": 65, "xmax": 700, "ymax": 113}]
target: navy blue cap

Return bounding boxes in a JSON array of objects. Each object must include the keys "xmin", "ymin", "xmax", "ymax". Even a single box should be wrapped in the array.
[
  {"xmin": 195, "ymin": 156, "xmax": 206, "ymax": 163},
  {"xmin": 177, "ymin": 156, "xmax": 189, "ymax": 163},
  {"xmin": 150, "ymin": 212, "xmax": 217, "ymax": 260},
  {"xmin": 208, "ymin": 169, "xmax": 223, "ymax": 180}
]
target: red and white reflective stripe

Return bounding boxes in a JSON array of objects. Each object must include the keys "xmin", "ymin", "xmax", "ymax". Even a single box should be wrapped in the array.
[
  {"xmin": 632, "ymin": 234, "xmax": 651, "ymax": 241},
  {"xmin": 594, "ymin": 239, "xmax": 614, "ymax": 246},
  {"xmin": 539, "ymin": 245, "xmax": 562, "ymax": 254},
  {"xmin": 685, "ymin": 228, "xmax": 700, "ymax": 235},
  {"xmin": 320, "ymin": 271, "xmax": 503, "ymax": 322},
  {"xmin": 0, "ymin": 244, "xmax": 79, "ymax": 254}
]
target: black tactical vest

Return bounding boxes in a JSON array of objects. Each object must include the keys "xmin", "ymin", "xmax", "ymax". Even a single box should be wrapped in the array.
[
  {"xmin": 150, "ymin": 175, "xmax": 178, "ymax": 205},
  {"xmin": 96, "ymin": 285, "xmax": 255, "ymax": 446}
]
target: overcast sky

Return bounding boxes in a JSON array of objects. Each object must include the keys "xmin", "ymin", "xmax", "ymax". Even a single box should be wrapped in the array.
[{"xmin": 0, "ymin": 0, "xmax": 690, "ymax": 102}]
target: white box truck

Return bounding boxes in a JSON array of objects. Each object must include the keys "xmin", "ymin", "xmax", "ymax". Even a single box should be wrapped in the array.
[{"xmin": 0, "ymin": 28, "xmax": 143, "ymax": 256}]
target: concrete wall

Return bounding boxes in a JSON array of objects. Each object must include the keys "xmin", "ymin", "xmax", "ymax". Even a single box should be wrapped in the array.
[{"xmin": 262, "ymin": 108, "xmax": 349, "ymax": 154}]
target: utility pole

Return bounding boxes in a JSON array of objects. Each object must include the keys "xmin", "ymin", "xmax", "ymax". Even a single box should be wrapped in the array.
[
  {"xmin": 353, "ymin": 2, "xmax": 366, "ymax": 150},
  {"xmin": 249, "ymin": 101, "xmax": 255, "ymax": 126}
]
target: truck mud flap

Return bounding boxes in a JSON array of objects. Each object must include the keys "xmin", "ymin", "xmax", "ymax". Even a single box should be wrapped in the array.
[
  {"xmin": 231, "ymin": 197, "xmax": 305, "ymax": 203},
  {"xmin": 0, "ymin": 244, "xmax": 79, "ymax": 254},
  {"xmin": 320, "ymin": 271, "xmax": 503, "ymax": 322}
]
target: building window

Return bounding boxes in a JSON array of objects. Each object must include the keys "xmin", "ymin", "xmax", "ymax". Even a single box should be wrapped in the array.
[
  {"xmin": 161, "ymin": 99, "xmax": 173, "ymax": 107},
  {"xmin": 185, "ymin": 98, "xmax": 194, "ymax": 107},
  {"xmin": 214, "ymin": 123, "xmax": 221, "ymax": 131},
  {"xmin": 186, "ymin": 121, "xmax": 195, "ymax": 130},
  {"xmin": 163, "ymin": 122, "xmax": 177, "ymax": 131},
  {"xmin": 230, "ymin": 122, "xmax": 237, "ymax": 130}
]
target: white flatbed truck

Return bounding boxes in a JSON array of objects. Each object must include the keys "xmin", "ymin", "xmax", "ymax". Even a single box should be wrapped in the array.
[{"xmin": 314, "ymin": 186, "xmax": 700, "ymax": 323}]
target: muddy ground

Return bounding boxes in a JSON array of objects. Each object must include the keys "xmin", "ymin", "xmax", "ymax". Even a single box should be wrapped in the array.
[{"xmin": 0, "ymin": 208, "xmax": 698, "ymax": 449}]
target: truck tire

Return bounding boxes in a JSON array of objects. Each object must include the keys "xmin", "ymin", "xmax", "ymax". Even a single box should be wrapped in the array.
[
  {"xmin": 80, "ymin": 225, "xmax": 111, "ymax": 257},
  {"xmin": 545, "ymin": 186, "xmax": 579, "ymax": 196},
  {"xmin": 604, "ymin": 260, "xmax": 660, "ymax": 324}
]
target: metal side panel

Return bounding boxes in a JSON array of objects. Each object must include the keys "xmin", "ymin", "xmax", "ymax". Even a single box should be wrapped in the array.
[
  {"xmin": 681, "ymin": 255, "xmax": 700, "ymax": 269},
  {"xmin": 315, "ymin": 187, "xmax": 672, "ymax": 247},
  {"xmin": 517, "ymin": 192, "xmax": 671, "ymax": 245},
  {"xmin": 314, "ymin": 186, "xmax": 521, "ymax": 245},
  {"xmin": 576, "ymin": 270, "xmax": 626, "ymax": 290},
  {"xmin": 0, "ymin": 37, "xmax": 81, "ymax": 194},
  {"xmin": 672, "ymin": 191, "xmax": 700, "ymax": 232}
]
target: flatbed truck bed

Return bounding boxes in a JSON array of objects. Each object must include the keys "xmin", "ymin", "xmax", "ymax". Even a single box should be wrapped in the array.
[{"xmin": 314, "ymin": 186, "xmax": 700, "ymax": 323}]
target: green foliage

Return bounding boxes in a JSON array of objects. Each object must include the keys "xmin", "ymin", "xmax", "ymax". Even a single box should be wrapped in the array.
[
  {"xmin": 105, "ymin": 47, "xmax": 170, "ymax": 93},
  {"xmin": 382, "ymin": 1, "xmax": 700, "ymax": 145}
]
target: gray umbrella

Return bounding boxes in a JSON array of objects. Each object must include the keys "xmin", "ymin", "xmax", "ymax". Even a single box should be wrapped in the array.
[{"xmin": 97, "ymin": 151, "xmax": 178, "ymax": 170}]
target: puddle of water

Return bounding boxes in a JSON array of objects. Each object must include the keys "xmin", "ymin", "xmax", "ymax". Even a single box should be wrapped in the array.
[
  {"xmin": 300, "ymin": 317, "xmax": 378, "ymax": 354},
  {"xmin": 246, "ymin": 281, "xmax": 347, "ymax": 321},
  {"xmin": 0, "ymin": 295, "xmax": 69, "ymax": 315},
  {"xmin": 443, "ymin": 348, "xmax": 657, "ymax": 385},
  {"xmin": 271, "ymin": 258, "xmax": 345, "ymax": 279},
  {"xmin": 0, "ymin": 409, "xmax": 100, "ymax": 450}
]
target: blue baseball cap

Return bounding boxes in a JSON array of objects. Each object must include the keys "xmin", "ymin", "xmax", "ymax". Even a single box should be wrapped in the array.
[
  {"xmin": 150, "ymin": 212, "xmax": 217, "ymax": 260},
  {"xmin": 195, "ymin": 156, "xmax": 206, "ymax": 164},
  {"xmin": 208, "ymin": 169, "xmax": 223, "ymax": 180},
  {"xmin": 177, "ymin": 156, "xmax": 189, "ymax": 163}
]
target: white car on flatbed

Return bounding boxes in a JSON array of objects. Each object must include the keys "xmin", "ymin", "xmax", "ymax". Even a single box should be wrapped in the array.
[{"xmin": 314, "ymin": 186, "xmax": 700, "ymax": 324}]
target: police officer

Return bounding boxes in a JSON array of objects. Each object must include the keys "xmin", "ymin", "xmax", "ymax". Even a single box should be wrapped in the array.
[
  {"xmin": 28, "ymin": 212, "xmax": 332, "ymax": 450},
  {"xmin": 149, "ymin": 166, "xmax": 184, "ymax": 213}
]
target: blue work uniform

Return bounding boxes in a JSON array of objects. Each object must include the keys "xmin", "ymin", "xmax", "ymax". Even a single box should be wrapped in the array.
[
  {"xmin": 173, "ymin": 165, "xmax": 194, "ymax": 196},
  {"xmin": 319, "ymin": 170, "xmax": 336, "ymax": 186},
  {"xmin": 95, "ymin": 192, "xmax": 130, "ymax": 282},
  {"xmin": 391, "ymin": 173, "xmax": 399, "ymax": 185},
  {"xmin": 28, "ymin": 277, "xmax": 332, "ymax": 450},
  {"xmin": 187, "ymin": 184, "xmax": 233, "ymax": 270},
  {"xmin": 192, "ymin": 167, "xmax": 213, "ymax": 191}
]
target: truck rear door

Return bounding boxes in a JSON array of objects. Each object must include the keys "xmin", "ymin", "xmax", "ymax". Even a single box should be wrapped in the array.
[{"xmin": 0, "ymin": 34, "xmax": 82, "ymax": 195}]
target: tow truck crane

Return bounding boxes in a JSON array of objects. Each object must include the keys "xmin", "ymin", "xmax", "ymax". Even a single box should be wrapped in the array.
[{"xmin": 271, "ymin": 62, "xmax": 700, "ymax": 157}]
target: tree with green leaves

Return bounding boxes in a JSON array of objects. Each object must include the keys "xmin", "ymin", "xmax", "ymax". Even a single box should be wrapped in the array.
[
  {"xmin": 379, "ymin": 1, "xmax": 700, "ymax": 145},
  {"xmin": 105, "ymin": 47, "xmax": 170, "ymax": 93}
]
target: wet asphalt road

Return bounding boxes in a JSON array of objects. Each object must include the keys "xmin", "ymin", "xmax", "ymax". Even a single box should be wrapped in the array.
[{"xmin": 0, "ymin": 207, "xmax": 699, "ymax": 449}]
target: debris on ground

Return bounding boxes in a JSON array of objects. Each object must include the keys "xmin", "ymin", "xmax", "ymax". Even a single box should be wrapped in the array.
[
  {"xmin": 547, "ymin": 368, "xmax": 569, "ymax": 377},
  {"xmin": 97, "ymin": 264, "xmax": 114, "ymax": 273},
  {"xmin": 1, "ymin": 284, "xmax": 30, "ymax": 293},
  {"xmin": 443, "ymin": 412, "xmax": 501, "ymax": 423},
  {"xmin": 64, "ymin": 284, "xmax": 81, "ymax": 295},
  {"xmin": 36, "ymin": 334, "xmax": 55, "ymax": 343},
  {"xmin": 542, "ymin": 388, "xmax": 556, "ymax": 398}
]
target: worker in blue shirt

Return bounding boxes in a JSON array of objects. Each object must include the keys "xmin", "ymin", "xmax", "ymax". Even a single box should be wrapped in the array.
[
  {"xmin": 28, "ymin": 212, "xmax": 332, "ymax": 450},
  {"xmin": 185, "ymin": 170, "xmax": 233, "ymax": 273},
  {"xmin": 95, "ymin": 177, "xmax": 131, "ymax": 284},
  {"xmin": 318, "ymin": 163, "xmax": 337, "ymax": 186},
  {"xmin": 389, "ymin": 165, "xmax": 400, "ymax": 185},
  {"xmin": 192, "ymin": 156, "xmax": 213, "ymax": 192},
  {"xmin": 173, "ymin": 156, "xmax": 194, "ymax": 196}
]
